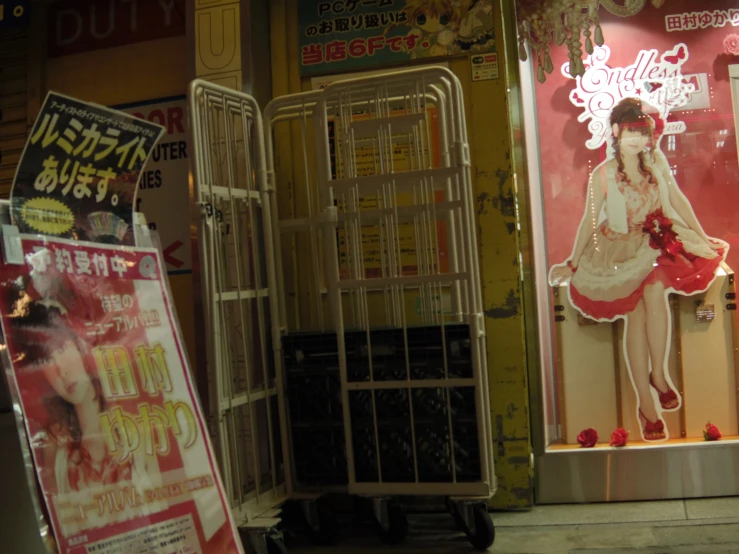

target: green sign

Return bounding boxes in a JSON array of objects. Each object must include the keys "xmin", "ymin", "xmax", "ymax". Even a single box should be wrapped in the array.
[{"xmin": 298, "ymin": 0, "xmax": 496, "ymax": 76}]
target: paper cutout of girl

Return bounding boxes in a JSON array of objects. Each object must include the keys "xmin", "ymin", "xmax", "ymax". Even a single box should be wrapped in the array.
[{"xmin": 549, "ymin": 97, "xmax": 728, "ymax": 442}]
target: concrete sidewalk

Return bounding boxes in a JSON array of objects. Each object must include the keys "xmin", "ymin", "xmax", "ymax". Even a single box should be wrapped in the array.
[
  {"xmin": 288, "ymin": 497, "xmax": 739, "ymax": 553},
  {"xmin": 490, "ymin": 497, "xmax": 739, "ymax": 553}
]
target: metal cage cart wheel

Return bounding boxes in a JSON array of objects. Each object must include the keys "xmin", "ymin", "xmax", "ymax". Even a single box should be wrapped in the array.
[
  {"xmin": 265, "ymin": 67, "xmax": 496, "ymax": 551},
  {"xmin": 188, "ymin": 80, "xmax": 290, "ymax": 552}
]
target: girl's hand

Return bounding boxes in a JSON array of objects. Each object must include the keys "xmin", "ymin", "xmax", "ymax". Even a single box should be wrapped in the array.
[
  {"xmin": 706, "ymin": 237, "xmax": 725, "ymax": 251},
  {"xmin": 549, "ymin": 264, "xmax": 574, "ymax": 285},
  {"xmin": 698, "ymin": 232, "xmax": 724, "ymax": 251}
]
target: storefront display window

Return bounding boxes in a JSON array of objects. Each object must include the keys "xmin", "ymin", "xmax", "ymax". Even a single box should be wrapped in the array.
[{"xmin": 519, "ymin": 0, "xmax": 739, "ymax": 449}]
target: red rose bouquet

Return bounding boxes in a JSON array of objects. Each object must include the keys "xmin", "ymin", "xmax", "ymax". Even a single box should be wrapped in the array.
[{"xmin": 642, "ymin": 209, "xmax": 687, "ymax": 260}]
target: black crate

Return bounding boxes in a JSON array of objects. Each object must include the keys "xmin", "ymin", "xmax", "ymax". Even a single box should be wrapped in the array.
[
  {"xmin": 375, "ymin": 388, "xmax": 415, "ymax": 482},
  {"xmin": 450, "ymin": 387, "xmax": 481, "ymax": 482},
  {"xmin": 291, "ymin": 426, "xmax": 348, "ymax": 485},
  {"xmin": 412, "ymin": 387, "xmax": 454, "ymax": 482},
  {"xmin": 282, "ymin": 325, "xmax": 481, "ymax": 486},
  {"xmin": 282, "ymin": 331, "xmax": 347, "ymax": 485},
  {"xmin": 282, "ymin": 331, "xmax": 341, "ymax": 373},
  {"xmin": 349, "ymin": 390, "xmax": 379, "ymax": 483},
  {"xmin": 345, "ymin": 324, "xmax": 474, "ymax": 382}
]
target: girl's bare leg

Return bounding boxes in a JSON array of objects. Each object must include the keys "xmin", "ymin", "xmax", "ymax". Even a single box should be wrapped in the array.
[
  {"xmin": 625, "ymin": 299, "xmax": 659, "ymax": 422},
  {"xmin": 643, "ymin": 282, "xmax": 672, "ymax": 392}
]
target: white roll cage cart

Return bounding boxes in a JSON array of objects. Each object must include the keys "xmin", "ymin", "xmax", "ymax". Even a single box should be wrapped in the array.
[
  {"xmin": 189, "ymin": 66, "xmax": 497, "ymax": 553},
  {"xmin": 188, "ymin": 80, "xmax": 289, "ymax": 554}
]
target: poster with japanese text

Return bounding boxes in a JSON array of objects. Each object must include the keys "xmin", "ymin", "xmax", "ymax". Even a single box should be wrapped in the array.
[
  {"xmin": 298, "ymin": 0, "xmax": 496, "ymax": 76},
  {"xmin": 328, "ymin": 108, "xmax": 448, "ymax": 279},
  {"xmin": 11, "ymin": 92, "xmax": 164, "ymax": 246},
  {"xmin": 0, "ymin": 236, "xmax": 244, "ymax": 554},
  {"xmin": 119, "ymin": 96, "xmax": 192, "ymax": 274}
]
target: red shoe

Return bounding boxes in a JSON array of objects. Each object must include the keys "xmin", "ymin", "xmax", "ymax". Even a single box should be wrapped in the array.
[
  {"xmin": 650, "ymin": 374, "xmax": 680, "ymax": 411},
  {"xmin": 639, "ymin": 410, "xmax": 666, "ymax": 441}
]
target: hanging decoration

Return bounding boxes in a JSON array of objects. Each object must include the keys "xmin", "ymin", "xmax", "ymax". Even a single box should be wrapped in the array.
[{"xmin": 516, "ymin": 0, "xmax": 668, "ymax": 83}]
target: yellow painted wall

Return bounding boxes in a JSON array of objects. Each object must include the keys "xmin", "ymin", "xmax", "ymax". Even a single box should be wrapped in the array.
[
  {"xmin": 460, "ymin": 0, "xmax": 534, "ymax": 508},
  {"xmin": 45, "ymin": 35, "xmax": 198, "ymax": 372},
  {"xmin": 46, "ymin": 36, "xmax": 188, "ymax": 106},
  {"xmin": 272, "ymin": 0, "xmax": 534, "ymax": 509}
]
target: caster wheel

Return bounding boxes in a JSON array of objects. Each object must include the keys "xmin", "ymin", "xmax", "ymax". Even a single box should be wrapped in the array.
[
  {"xmin": 266, "ymin": 535, "xmax": 288, "ymax": 554},
  {"xmin": 447, "ymin": 497, "xmax": 467, "ymax": 532},
  {"xmin": 455, "ymin": 504, "xmax": 495, "ymax": 551},
  {"xmin": 373, "ymin": 500, "xmax": 408, "ymax": 545}
]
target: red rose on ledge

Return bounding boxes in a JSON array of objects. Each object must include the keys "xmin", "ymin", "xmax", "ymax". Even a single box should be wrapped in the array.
[
  {"xmin": 609, "ymin": 428, "xmax": 629, "ymax": 447},
  {"xmin": 704, "ymin": 422, "xmax": 722, "ymax": 441},
  {"xmin": 725, "ymin": 34, "xmax": 739, "ymax": 56},
  {"xmin": 577, "ymin": 428, "xmax": 598, "ymax": 448}
]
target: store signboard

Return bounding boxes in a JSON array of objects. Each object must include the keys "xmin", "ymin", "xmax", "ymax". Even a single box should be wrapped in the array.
[
  {"xmin": 664, "ymin": 9, "xmax": 739, "ymax": 32},
  {"xmin": 298, "ymin": 0, "xmax": 496, "ymax": 76},
  {"xmin": 0, "ymin": 236, "xmax": 244, "ymax": 554},
  {"xmin": 10, "ymin": 91, "xmax": 164, "ymax": 246},
  {"xmin": 48, "ymin": 0, "xmax": 185, "ymax": 58},
  {"xmin": 119, "ymin": 97, "xmax": 191, "ymax": 274},
  {"xmin": 0, "ymin": 0, "xmax": 29, "ymax": 29}
]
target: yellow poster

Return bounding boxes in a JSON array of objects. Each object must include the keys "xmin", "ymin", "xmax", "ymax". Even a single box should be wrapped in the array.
[{"xmin": 330, "ymin": 107, "xmax": 448, "ymax": 280}]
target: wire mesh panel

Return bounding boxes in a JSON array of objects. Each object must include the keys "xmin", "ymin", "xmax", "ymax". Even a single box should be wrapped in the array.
[
  {"xmin": 312, "ymin": 68, "xmax": 495, "ymax": 498},
  {"xmin": 264, "ymin": 92, "xmax": 348, "ymax": 490},
  {"xmin": 264, "ymin": 91, "xmax": 326, "ymax": 334},
  {"xmin": 188, "ymin": 80, "xmax": 289, "ymax": 523}
]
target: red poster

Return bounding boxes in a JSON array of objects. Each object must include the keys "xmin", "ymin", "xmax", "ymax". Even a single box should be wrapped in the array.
[{"xmin": 0, "ymin": 237, "xmax": 244, "ymax": 554}]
